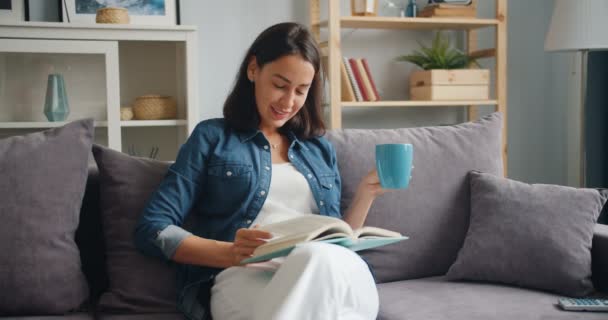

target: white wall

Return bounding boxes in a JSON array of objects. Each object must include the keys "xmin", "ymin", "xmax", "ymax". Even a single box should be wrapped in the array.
[
  {"xmin": 180, "ymin": 0, "xmax": 308, "ymax": 120},
  {"xmin": 477, "ymin": 0, "xmax": 578, "ymax": 185},
  {"xmin": 181, "ymin": 0, "xmax": 575, "ymax": 185}
]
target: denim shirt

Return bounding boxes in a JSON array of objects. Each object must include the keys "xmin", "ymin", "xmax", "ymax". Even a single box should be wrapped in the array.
[{"xmin": 134, "ymin": 118, "xmax": 342, "ymax": 320}]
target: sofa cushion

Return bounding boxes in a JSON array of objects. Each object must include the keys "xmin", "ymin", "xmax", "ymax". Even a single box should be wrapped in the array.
[
  {"xmin": 377, "ymin": 276, "xmax": 608, "ymax": 320},
  {"xmin": 92, "ymin": 145, "xmax": 178, "ymax": 313},
  {"xmin": 0, "ymin": 120, "xmax": 93, "ymax": 315},
  {"xmin": 326, "ymin": 112, "xmax": 503, "ymax": 282},
  {"xmin": 447, "ymin": 171, "xmax": 606, "ymax": 296}
]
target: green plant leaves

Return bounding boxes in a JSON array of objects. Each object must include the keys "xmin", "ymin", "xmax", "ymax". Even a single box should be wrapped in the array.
[{"xmin": 395, "ymin": 31, "xmax": 478, "ymax": 70}]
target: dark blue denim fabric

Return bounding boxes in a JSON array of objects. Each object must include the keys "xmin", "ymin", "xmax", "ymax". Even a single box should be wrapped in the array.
[{"xmin": 133, "ymin": 118, "xmax": 342, "ymax": 320}]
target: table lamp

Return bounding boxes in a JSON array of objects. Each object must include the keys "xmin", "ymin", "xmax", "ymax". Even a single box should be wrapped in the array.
[{"xmin": 545, "ymin": 0, "xmax": 608, "ymax": 187}]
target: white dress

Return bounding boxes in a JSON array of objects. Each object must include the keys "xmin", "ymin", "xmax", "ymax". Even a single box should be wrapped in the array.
[{"xmin": 210, "ymin": 163, "xmax": 379, "ymax": 320}]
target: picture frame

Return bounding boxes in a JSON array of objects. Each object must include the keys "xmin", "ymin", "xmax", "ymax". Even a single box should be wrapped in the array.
[
  {"xmin": 62, "ymin": 0, "xmax": 179, "ymax": 25},
  {"xmin": 0, "ymin": 0, "xmax": 25, "ymax": 23}
]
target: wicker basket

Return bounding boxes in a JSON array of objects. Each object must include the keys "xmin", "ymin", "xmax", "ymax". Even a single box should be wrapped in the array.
[
  {"xmin": 96, "ymin": 7, "xmax": 130, "ymax": 24},
  {"xmin": 132, "ymin": 95, "xmax": 177, "ymax": 120}
]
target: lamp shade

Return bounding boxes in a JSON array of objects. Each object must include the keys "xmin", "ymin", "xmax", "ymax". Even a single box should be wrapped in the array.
[{"xmin": 545, "ymin": 0, "xmax": 608, "ymax": 51}]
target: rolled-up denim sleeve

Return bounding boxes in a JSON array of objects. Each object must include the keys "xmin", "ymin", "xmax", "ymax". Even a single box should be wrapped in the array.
[
  {"xmin": 153, "ymin": 225, "xmax": 193, "ymax": 259},
  {"xmin": 134, "ymin": 125, "xmax": 210, "ymax": 260}
]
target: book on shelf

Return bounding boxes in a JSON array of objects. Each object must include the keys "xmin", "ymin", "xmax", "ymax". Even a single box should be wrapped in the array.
[
  {"xmin": 340, "ymin": 58, "xmax": 356, "ymax": 102},
  {"xmin": 356, "ymin": 58, "xmax": 378, "ymax": 101},
  {"xmin": 240, "ymin": 215, "xmax": 408, "ymax": 264},
  {"xmin": 348, "ymin": 58, "xmax": 370, "ymax": 101},
  {"xmin": 419, "ymin": 5, "xmax": 476, "ymax": 18},
  {"xmin": 343, "ymin": 57, "xmax": 363, "ymax": 101},
  {"xmin": 426, "ymin": 2, "xmax": 474, "ymax": 9},
  {"xmin": 361, "ymin": 58, "xmax": 381, "ymax": 101}
]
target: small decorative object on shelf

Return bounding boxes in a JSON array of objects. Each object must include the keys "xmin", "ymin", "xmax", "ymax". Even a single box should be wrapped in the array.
[
  {"xmin": 120, "ymin": 106, "xmax": 134, "ymax": 120},
  {"xmin": 44, "ymin": 73, "xmax": 70, "ymax": 122},
  {"xmin": 396, "ymin": 32, "xmax": 489, "ymax": 100},
  {"xmin": 351, "ymin": 0, "xmax": 378, "ymax": 16},
  {"xmin": 405, "ymin": 0, "xmax": 418, "ymax": 17},
  {"xmin": 380, "ymin": 0, "xmax": 403, "ymax": 17},
  {"xmin": 132, "ymin": 94, "xmax": 177, "ymax": 120},
  {"xmin": 96, "ymin": 7, "xmax": 130, "ymax": 24}
]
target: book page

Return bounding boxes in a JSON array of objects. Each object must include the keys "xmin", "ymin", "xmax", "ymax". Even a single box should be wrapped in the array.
[
  {"xmin": 251, "ymin": 215, "xmax": 353, "ymax": 258},
  {"xmin": 353, "ymin": 226, "xmax": 403, "ymax": 239},
  {"xmin": 257, "ymin": 215, "xmax": 353, "ymax": 239}
]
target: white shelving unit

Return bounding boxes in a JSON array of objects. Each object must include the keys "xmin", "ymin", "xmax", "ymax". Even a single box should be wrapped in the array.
[{"xmin": 0, "ymin": 22, "xmax": 198, "ymax": 161}]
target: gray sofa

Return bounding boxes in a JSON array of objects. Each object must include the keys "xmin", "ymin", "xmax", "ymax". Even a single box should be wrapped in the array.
[{"xmin": 2, "ymin": 113, "xmax": 607, "ymax": 320}]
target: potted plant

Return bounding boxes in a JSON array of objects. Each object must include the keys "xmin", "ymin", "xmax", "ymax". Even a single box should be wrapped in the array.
[{"xmin": 396, "ymin": 32, "xmax": 490, "ymax": 100}]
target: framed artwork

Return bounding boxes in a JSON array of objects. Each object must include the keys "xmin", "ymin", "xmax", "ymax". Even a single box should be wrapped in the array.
[
  {"xmin": 0, "ymin": 0, "xmax": 25, "ymax": 22},
  {"xmin": 25, "ymin": 0, "xmax": 63, "ymax": 22},
  {"xmin": 62, "ymin": 0, "xmax": 179, "ymax": 25}
]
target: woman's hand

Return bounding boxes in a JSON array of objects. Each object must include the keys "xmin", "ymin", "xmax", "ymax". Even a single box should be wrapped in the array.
[
  {"xmin": 357, "ymin": 169, "xmax": 391, "ymax": 199},
  {"xmin": 230, "ymin": 226, "xmax": 273, "ymax": 266}
]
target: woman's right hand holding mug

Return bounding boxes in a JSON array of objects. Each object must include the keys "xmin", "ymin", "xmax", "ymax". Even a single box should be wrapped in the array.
[{"xmin": 231, "ymin": 226, "xmax": 272, "ymax": 266}]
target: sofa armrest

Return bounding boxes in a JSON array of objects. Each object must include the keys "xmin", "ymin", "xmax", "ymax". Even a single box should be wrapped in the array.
[{"xmin": 592, "ymin": 223, "xmax": 608, "ymax": 293}]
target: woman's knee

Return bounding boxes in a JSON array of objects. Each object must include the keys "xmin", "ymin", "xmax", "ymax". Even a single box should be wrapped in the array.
[{"xmin": 289, "ymin": 242, "xmax": 365, "ymax": 269}]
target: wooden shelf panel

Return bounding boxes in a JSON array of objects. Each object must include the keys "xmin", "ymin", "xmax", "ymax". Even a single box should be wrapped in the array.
[
  {"xmin": 0, "ymin": 121, "xmax": 108, "ymax": 129},
  {"xmin": 0, "ymin": 22, "xmax": 196, "ymax": 41},
  {"xmin": 120, "ymin": 120, "xmax": 188, "ymax": 127},
  {"xmin": 317, "ymin": 16, "xmax": 499, "ymax": 30},
  {"xmin": 341, "ymin": 100, "xmax": 498, "ymax": 108}
]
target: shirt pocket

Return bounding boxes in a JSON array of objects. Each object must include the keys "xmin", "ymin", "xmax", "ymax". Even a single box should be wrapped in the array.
[{"xmin": 203, "ymin": 162, "xmax": 253, "ymax": 215}]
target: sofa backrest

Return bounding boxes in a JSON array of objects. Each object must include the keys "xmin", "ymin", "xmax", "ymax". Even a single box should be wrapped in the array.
[
  {"xmin": 326, "ymin": 112, "xmax": 504, "ymax": 283},
  {"xmin": 75, "ymin": 164, "xmax": 109, "ymax": 304}
]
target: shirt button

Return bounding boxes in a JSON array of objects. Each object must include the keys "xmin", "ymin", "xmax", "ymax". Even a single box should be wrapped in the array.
[
  {"xmin": 329, "ymin": 184, "xmax": 332, "ymax": 188},
  {"xmin": 319, "ymin": 201, "xmax": 324, "ymax": 206},
  {"xmin": 226, "ymin": 171, "xmax": 233, "ymax": 176},
  {"xmin": 307, "ymin": 174, "xmax": 313, "ymax": 179},
  {"xmin": 246, "ymin": 219, "xmax": 252, "ymax": 224},
  {"xmin": 289, "ymin": 154, "xmax": 294, "ymax": 159},
  {"xmin": 260, "ymin": 190, "xmax": 266, "ymax": 196},
  {"xmin": 264, "ymin": 145, "xmax": 269, "ymax": 150},
  {"xmin": 265, "ymin": 166, "xmax": 270, "ymax": 171}
]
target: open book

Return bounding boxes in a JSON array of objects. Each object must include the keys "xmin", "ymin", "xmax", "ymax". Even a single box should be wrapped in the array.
[{"xmin": 240, "ymin": 215, "xmax": 408, "ymax": 264}]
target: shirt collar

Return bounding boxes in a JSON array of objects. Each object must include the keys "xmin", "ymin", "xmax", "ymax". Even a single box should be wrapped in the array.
[{"xmin": 238, "ymin": 128, "xmax": 309, "ymax": 151}]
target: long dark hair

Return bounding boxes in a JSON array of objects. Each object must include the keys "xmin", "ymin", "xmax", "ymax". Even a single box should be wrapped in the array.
[{"xmin": 223, "ymin": 22, "xmax": 325, "ymax": 139}]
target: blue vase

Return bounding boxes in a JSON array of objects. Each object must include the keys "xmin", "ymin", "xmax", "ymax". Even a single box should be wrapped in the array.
[{"xmin": 44, "ymin": 74, "xmax": 70, "ymax": 122}]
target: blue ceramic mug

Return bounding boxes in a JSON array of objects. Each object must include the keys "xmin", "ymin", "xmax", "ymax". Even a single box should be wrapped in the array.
[{"xmin": 375, "ymin": 143, "xmax": 413, "ymax": 189}]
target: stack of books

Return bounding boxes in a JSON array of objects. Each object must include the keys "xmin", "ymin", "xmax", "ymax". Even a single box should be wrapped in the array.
[
  {"xmin": 419, "ymin": 2, "xmax": 476, "ymax": 18},
  {"xmin": 340, "ymin": 57, "xmax": 380, "ymax": 102}
]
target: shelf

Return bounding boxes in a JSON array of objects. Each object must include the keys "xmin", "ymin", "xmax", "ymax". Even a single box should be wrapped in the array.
[
  {"xmin": 317, "ymin": 16, "xmax": 499, "ymax": 31},
  {"xmin": 341, "ymin": 100, "xmax": 498, "ymax": 108},
  {"xmin": 0, "ymin": 22, "xmax": 197, "ymax": 41},
  {"xmin": 120, "ymin": 120, "xmax": 188, "ymax": 127},
  {"xmin": 0, "ymin": 121, "xmax": 108, "ymax": 129}
]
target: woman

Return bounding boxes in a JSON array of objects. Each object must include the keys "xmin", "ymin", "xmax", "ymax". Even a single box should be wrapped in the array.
[{"xmin": 134, "ymin": 22, "xmax": 387, "ymax": 320}]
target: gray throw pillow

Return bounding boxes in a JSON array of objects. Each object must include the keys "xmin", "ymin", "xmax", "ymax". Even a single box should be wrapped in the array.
[
  {"xmin": 0, "ymin": 120, "xmax": 93, "ymax": 315},
  {"xmin": 92, "ymin": 144, "xmax": 177, "ymax": 313},
  {"xmin": 447, "ymin": 171, "xmax": 607, "ymax": 296},
  {"xmin": 326, "ymin": 112, "xmax": 503, "ymax": 283}
]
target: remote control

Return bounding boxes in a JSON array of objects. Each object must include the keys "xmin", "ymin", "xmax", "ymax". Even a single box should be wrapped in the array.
[{"xmin": 558, "ymin": 298, "xmax": 608, "ymax": 311}]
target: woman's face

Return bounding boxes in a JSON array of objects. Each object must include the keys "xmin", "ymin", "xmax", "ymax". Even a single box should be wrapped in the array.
[{"xmin": 247, "ymin": 54, "xmax": 315, "ymax": 132}]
